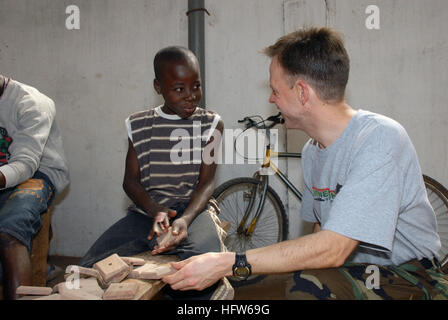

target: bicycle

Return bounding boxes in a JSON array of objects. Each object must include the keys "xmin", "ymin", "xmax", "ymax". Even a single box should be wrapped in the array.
[{"xmin": 213, "ymin": 112, "xmax": 448, "ymax": 286}]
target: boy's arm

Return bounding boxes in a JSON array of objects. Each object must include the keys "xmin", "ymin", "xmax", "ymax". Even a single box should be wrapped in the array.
[
  {"xmin": 122, "ymin": 138, "xmax": 174, "ymax": 219},
  {"xmin": 179, "ymin": 118, "xmax": 224, "ymax": 226},
  {"xmin": 152, "ymin": 119, "xmax": 224, "ymax": 254}
]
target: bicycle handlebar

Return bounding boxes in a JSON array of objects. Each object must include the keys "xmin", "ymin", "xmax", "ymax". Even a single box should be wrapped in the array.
[{"xmin": 237, "ymin": 112, "xmax": 284, "ymax": 130}]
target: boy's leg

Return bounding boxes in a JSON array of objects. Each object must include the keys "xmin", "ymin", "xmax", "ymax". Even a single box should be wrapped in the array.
[
  {"xmin": 162, "ymin": 204, "xmax": 222, "ymax": 300},
  {"xmin": 0, "ymin": 175, "xmax": 54, "ymax": 300},
  {"xmin": 169, "ymin": 208, "xmax": 222, "ymax": 260},
  {"xmin": 78, "ymin": 211, "xmax": 157, "ymax": 268},
  {"xmin": 285, "ymin": 259, "xmax": 448, "ymax": 300}
]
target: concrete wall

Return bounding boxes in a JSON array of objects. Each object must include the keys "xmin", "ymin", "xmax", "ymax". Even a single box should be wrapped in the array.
[
  {"xmin": 1, "ymin": 0, "xmax": 189, "ymax": 256},
  {"xmin": 1, "ymin": 0, "xmax": 447, "ymax": 256}
]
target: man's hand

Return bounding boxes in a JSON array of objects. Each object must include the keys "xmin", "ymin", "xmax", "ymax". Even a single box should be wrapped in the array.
[
  {"xmin": 151, "ymin": 217, "xmax": 188, "ymax": 255},
  {"xmin": 148, "ymin": 209, "xmax": 177, "ymax": 240},
  {"xmin": 162, "ymin": 252, "xmax": 234, "ymax": 291}
]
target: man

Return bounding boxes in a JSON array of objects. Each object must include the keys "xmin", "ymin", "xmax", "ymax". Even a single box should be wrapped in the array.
[
  {"xmin": 0, "ymin": 75, "xmax": 69, "ymax": 300},
  {"xmin": 163, "ymin": 27, "xmax": 448, "ymax": 299}
]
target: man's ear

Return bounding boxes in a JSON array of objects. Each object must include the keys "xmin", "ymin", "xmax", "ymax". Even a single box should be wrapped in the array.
[
  {"xmin": 294, "ymin": 79, "xmax": 309, "ymax": 106},
  {"xmin": 154, "ymin": 79, "xmax": 161, "ymax": 94}
]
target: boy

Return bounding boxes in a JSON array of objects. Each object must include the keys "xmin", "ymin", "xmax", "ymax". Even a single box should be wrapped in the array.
[{"xmin": 79, "ymin": 46, "xmax": 224, "ymax": 300}]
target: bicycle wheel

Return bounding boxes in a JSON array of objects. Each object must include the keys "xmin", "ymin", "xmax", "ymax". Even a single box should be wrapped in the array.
[
  {"xmin": 213, "ymin": 177, "xmax": 288, "ymax": 286},
  {"xmin": 423, "ymin": 175, "xmax": 448, "ymax": 272}
]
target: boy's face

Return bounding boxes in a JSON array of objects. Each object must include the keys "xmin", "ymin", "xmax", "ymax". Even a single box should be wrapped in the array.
[{"xmin": 154, "ymin": 58, "xmax": 202, "ymax": 119}]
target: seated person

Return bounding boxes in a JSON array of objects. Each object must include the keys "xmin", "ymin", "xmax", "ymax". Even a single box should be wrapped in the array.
[
  {"xmin": 0, "ymin": 74, "xmax": 70, "ymax": 300},
  {"xmin": 79, "ymin": 46, "xmax": 224, "ymax": 300},
  {"xmin": 162, "ymin": 28, "xmax": 448, "ymax": 300}
]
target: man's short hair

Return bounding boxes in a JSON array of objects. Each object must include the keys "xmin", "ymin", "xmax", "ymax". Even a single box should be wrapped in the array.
[
  {"xmin": 264, "ymin": 27, "xmax": 350, "ymax": 102},
  {"xmin": 153, "ymin": 46, "xmax": 197, "ymax": 81}
]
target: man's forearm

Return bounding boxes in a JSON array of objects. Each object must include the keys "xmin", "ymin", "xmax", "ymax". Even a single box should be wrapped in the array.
[
  {"xmin": 245, "ymin": 230, "xmax": 358, "ymax": 275},
  {"xmin": 167, "ymin": 230, "xmax": 359, "ymax": 288}
]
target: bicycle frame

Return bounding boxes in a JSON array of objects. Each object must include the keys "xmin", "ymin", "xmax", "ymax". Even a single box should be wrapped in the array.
[{"xmin": 239, "ymin": 127, "xmax": 303, "ymax": 236}]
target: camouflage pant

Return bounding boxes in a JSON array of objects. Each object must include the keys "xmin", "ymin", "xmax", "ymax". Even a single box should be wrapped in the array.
[{"xmin": 285, "ymin": 258, "xmax": 448, "ymax": 300}]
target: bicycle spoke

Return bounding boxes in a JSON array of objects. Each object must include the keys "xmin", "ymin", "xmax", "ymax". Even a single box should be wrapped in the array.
[{"xmin": 424, "ymin": 177, "xmax": 448, "ymax": 264}]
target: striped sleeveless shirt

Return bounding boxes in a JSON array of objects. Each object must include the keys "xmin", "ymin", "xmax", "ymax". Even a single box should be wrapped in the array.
[{"xmin": 125, "ymin": 105, "xmax": 221, "ymax": 214}]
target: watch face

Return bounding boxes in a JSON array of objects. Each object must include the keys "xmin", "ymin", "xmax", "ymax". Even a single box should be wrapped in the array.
[{"xmin": 234, "ymin": 267, "xmax": 250, "ymax": 279}]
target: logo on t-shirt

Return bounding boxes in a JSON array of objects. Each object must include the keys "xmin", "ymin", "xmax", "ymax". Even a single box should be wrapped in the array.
[
  {"xmin": 0, "ymin": 127, "xmax": 12, "ymax": 165},
  {"xmin": 313, "ymin": 183, "xmax": 343, "ymax": 202}
]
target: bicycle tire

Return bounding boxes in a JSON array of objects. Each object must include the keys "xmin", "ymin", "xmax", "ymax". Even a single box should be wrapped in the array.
[
  {"xmin": 423, "ymin": 175, "xmax": 448, "ymax": 272},
  {"xmin": 213, "ymin": 177, "xmax": 289, "ymax": 287}
]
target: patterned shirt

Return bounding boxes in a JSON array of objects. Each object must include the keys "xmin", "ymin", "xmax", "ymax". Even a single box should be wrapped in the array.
[{"xmin": 125, "ymin": 105, "xmax": 220, "ymax": 213}]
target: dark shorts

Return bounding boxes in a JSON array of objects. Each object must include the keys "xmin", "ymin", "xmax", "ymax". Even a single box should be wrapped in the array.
[
  {"xmin": 285, "ymin": 258, "xmax": 448, "ymax": 300},
  {"xmin": 0, "ymin": 171, "xmax": 55, "ymax": 252},
  {"xmin": 79, "ymin": 202, "xmax": 222, "ymax": 267},
  {"xmin": 78, "ymin": 201, "xmax": 222, "ymax": 300}
]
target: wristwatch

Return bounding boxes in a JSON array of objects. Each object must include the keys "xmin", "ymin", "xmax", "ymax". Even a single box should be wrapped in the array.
[{"xmin": 232, "ymin": 252, "xmax": 252, "ymax": 280}]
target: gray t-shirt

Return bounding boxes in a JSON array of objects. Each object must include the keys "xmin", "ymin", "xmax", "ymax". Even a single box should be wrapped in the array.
[{"xmin": 301, "ymin": 109, "xmax": 440, "ymax": 266}]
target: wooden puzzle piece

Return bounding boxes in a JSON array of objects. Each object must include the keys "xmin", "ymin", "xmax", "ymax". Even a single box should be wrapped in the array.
[
  {"xmin": 156, "ymin": 227, "xmax": 181, "ymax": 249},
  {"xmin": 35, "ymin": 294, "xmax": 63, "ymax": 300},
  {"xmin": 56, "ymin": 277, "xmax": 103, "ymax": 296},
  {"xmin": 16, "ymin": 286, "xmax": 53, "ymax": 296},
  {"xmin": 64, "ymin": 265, "xmax": 102, "ymax": 280},
  {"xmin": 93, "ymin": 253, "xmax": 130, "ymax": 283},
  {"xmin": 121, "ymin": 257, "xmax": 146, "ymax": 266},
  {"xmin": 103, "ymin": 282, "xmax": 139, "ymax": 300},
  {"xmin": 128, "ymin": 262, "xmax": 176, "ymax": 280},
  {"xmin": 55, "ymin": 277, "xmax": 104, "ymax": 300}
]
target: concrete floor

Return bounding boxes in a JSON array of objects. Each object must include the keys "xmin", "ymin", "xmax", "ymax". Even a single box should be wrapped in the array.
[{"xmin": 47, "ymin": 255, "xmax": 289, "ymax": 300}]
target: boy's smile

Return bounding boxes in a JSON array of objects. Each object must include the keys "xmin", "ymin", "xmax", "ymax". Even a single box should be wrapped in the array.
[{"xmin": 154, "ymin": 58, "xmax": 202, "ymax": 119}]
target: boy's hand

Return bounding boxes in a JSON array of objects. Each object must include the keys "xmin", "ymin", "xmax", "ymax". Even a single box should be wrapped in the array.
[
  {"xmin": 151, "ymin": 217, "xmax": 188, "ymax": 255},
  {"xmin": 148, "ymin": 209, "xmax": 177, "ymax": 240}
]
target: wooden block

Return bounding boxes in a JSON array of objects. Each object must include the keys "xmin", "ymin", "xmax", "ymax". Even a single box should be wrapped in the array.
[
  {"xmin": 64, "ymin": 265, "xmax": 102, "ymax": 280},
  {"xmin": 128, "ymin": 263, "xmax": 176, "ymax": 280},
  {"xmin": 121, "ymin": 257, "xmax": 146, "ymax": 266},
  {"xmin": 18, "ymin": 295, "xmax": 44, "ymax": 300},
  {"xmin": 122, "ymin": 254, "xmax": 180, "ymax": 300},
  {"xmin": 93, "ymin": 254, "xmax": 130, "ymax": 283},
  {"xmin": 103, "ymin": 282, "xmax": 139, "ymax": 300},
  {"xmin": 122, "ymin": 278, "xmax": 165, "ymax": 300},
  {"xmin": 16, "ymin": 286, "xmax": 53, "ymax": 296},
  {"xmin": 101, "ymin": 264, "xmax": 133, "ymax": 287},
  {"xmin": 56, "ymin": 277, "xmax": 104, "ymax": 299},
  {"xmin": 156, "ymin": 227, "xmax": 179, "ymax": 248},
  {"xmin": 154, "ymin": 265, "xmax": 177, "ymax": 278},
  {"xmin": 128, "ymin": 262, "xmax": 158, "ymax": 279},
  {"xmin": 59, "ymin": 291, "xmax": 102, "ymax": 300},
  {"xmin": 77, "ymin": 278, "xmax": 104, "ymax": 298},
  {"xmin": 59, "ymin": 287, "xmax": 102, "ymax": 300},
  {"xmin": 35, "ymin": 294, "xmax": 63, "ymax": 300}
]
